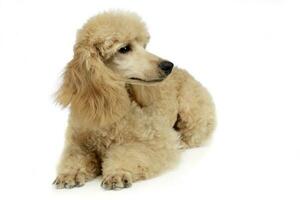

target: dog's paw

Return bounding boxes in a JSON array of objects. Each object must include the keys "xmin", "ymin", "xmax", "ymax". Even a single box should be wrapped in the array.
[
  {"xmin": 101, "ymin": 171, "xmax": 132, "ymax": 190},
  {"xmin": 53, "ymin": 172, "xmax": 87, "ymax": 189}
]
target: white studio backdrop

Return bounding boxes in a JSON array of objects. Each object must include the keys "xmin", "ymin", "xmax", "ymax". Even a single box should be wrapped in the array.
[{"xmin": 0, "ymin": 0, "xmax": 299, "ymax": 200}]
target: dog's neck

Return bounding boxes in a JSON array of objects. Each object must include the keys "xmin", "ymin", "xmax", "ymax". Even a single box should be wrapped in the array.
[
  {"xmin": 70, "ymin": 81, "xmax": 161, "ymax": 130},
  {"xmin": 125, "ymin": 83, "xmax": 162, "ymax": 107},
  {"xmin": 125, "ymin": 84, "xmax": 139, "ymax": 104}
]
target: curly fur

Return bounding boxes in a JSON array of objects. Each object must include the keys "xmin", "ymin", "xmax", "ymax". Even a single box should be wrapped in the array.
[{"xmin": 54, "ymin": 11, "xmax": 216, "ymax": 190}]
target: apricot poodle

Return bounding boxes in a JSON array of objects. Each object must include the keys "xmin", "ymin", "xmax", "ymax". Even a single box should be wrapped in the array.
[{"xmin": 53, "ymin": 11, "xmax": 216, "ymax": 190}]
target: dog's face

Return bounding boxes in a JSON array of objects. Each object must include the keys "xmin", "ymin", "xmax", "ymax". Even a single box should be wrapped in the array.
[
  {"xmin": 71, "ymin": 11, "xmax": 174, "ymax": 85},
  {"xmin": 102, "ymin": 40, "xmax": 173, "ymax": 84}
]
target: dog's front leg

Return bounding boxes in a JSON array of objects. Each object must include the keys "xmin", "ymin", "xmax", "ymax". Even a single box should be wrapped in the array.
[
  {"xmin": 101, "ymin": 137, "xmax": 179, "ymax": 190},
  {"xmin": 54, "ymin": 144, "xmax": 101, "ymax": 189},
  {"xmin": 53, "ymin": 129, "xmax": 101, "ymax": 189}
]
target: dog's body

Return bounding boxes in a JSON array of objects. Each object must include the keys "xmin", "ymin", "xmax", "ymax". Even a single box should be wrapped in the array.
[{"xmin": 54, "ymin": 11, "xmax": 216, "ymax": 190}]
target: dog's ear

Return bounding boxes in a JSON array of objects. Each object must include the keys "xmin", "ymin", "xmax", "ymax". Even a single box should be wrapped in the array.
[
  {"xmin": 56, "ymin": 44, "xmax": 104, "ymax": 107},
  {"xmin": 55, "ymin": 42, "xmax": 130, "ymax": 127},
  {"xmin": 55, "ymin": 60, "xmax": 77, "ymax": 107}
]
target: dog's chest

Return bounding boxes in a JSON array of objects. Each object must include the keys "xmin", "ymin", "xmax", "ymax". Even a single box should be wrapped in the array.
[{"xmin": 72, "ymin": 124, "xmax": 133, "ymax": 155}]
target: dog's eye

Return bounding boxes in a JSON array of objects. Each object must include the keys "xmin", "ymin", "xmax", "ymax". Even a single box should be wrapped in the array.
[{"xmin": 118, "ymin": 45, "xmax": 131, "ymax": 54}]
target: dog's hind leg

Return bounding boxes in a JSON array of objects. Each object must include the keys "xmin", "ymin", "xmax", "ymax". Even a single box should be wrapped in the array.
[{"xmin": 175, "ymin": 73, "xmax": 216, "ymax": 149}]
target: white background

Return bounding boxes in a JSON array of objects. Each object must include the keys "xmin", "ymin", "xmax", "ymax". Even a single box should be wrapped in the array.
[{"xmin": 0, "ymin": 0, "xmax": 299, "ymax": 199}]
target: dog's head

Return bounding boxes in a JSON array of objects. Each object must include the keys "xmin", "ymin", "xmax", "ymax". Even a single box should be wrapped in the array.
[
  {"xmin": 56, "ymin": 11, "xmax": 172, "ymax": 126},
  {"xmin": 94, "ymin": 11, "xmax": 173, "ymax": 85},
  {"xmin": 77, "ymin": 11, "xmax": 173, "ymax": 85}
]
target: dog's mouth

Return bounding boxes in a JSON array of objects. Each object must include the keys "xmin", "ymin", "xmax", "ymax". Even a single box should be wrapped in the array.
[
  {"xmin": 129, "ymin": 77, "xmax": 164, "ymax": 83},
  {"xmin": 126, "ymin": 77, "xmax": 166, "ymax": 85}
]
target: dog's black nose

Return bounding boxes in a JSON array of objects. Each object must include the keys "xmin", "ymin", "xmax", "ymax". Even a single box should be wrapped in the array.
[{"xmin": 159, "ymin": 61, "xmax": 174, "ymax": 75}]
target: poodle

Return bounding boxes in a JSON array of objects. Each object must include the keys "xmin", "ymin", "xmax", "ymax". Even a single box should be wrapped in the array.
[{"xmin": 53, "ymin": 11, "xmax": 216, "ymax": 190}]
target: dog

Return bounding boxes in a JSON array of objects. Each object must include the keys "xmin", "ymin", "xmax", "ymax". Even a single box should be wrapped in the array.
[{"xmin": 53, "ymin": 11, "xmax": 216, "ymax": 190}]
